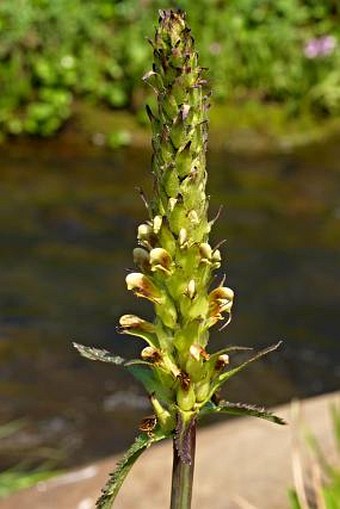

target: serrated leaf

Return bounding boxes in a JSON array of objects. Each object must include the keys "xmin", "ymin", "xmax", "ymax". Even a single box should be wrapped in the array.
[
  {"xmin": 213, "ymin": 401, "xmax": 286, "ymax": 425},
  {"xmin": 73, "ymin": 342, "xmax": 126, "ymax": 365},
  {"xmin": 73, "ymin": 343, "xmax": 171, "ymax": 401},
  {"xmin": 96, "ymin": 430, "xmax": 168, "ymax": 508},
  {"xmin": 212, "ymin": 341, "xmax": 282, "ymax": 394}
]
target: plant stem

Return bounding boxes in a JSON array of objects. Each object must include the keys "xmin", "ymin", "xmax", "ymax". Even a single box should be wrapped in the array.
[{"xmin": 170, "ymin": 420, "xmax": 196, "ymax": 509}]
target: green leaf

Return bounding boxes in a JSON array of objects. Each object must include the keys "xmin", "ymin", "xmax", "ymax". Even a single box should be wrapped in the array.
[
  {"xmin": 126, "ymin": 364, "xmax": 172, "ymax": 403},
  {"xmin": 73, "ymin": 342, "xmax": 125, "ymax": 365},
  {"xmin": 212, "ymin": 341, "xmax": 282, "ymax": 394},
  {"xmin": 208, "ymin": 345, "xmax": 253, "ymax": 362},
  {"xmin": 124, "ymin": 359, "xmax": 154, "ymax": 368},
  {"xmin": 96, "ymin": 430, "xmax": 169, "ymax": 508},
  {"xmin": 73, "ymin": 344, "xmax": 172, "ymax": 402},
  {"xmin": 210, "ymin": 401, "xmax": 286, "ymax": 425},
  {"xmin": 126, "ymin": 364, "xmax": 159, "ymax": 392}
]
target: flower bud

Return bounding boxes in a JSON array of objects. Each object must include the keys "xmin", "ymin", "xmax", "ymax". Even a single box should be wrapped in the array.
[
  {"xmin": 149, "ymin": 247, "xmax": 172, "ymax": 274},
  {"xmin": 133, "ymin": 247, "xmax": 150, "ymax": 272},
  {"xmin": 209, "ymin": 286, "xmax": 234, "ymax": 313},
  {"xmin": 207, "ymin": 286, "xmax": 234, "ymax": 327},
  {"xmin": 137, "ymin": 223, "xmax": 157, "ymax": 249},
  {"xmin": 211, "ymin": 249, "xmax": 221, "ymax": 268},
  {"xmin": 119, "ymin": 314, "xmax": 154, "ymax": 333},
  {"xmin": 188, "ymin": 209, "xmax": 199, "ymax": 225},
  {"xmin": 141, "ymin": 346, "xmax": 162, "ymax": 362},
  {"xmin": 118, "ymin": 314, "xmax": 157, "ymax": 345},
  {"xmin": 178, "ymin": 227, "xmax": 188, "ymax": 248},
  {"xmin": 185, "ymin": 279, "xmax": 196, "ymax": 300},
  {"xmin": 212, "ymin": 249, "xmax": 221, "ymax": 262},
  {"xmin": 126, "ymin": 273, "xmax": 162, "ymax": 303},
  {"xmin": 168, "ymin": 197, "xmax": 177, "ymax": 212},
  {"xmin": 189, "ymin": 344, "xmax": 210, "ymax": 361},
  {"xmin": 180, "ymin": 103, "xmax": 191, "ymax": 121},
  {"xmin": 215, "ymin": 354, "xmax": 230, "ymax": 371},
  {"xmin": 199, "ymin": 243, "xmax": 212, "ymax": 263},
  {"xmin": 186, "ymin": 345, "xmax": 210, "ymax": 382},
  {"xmin": 189, "ymin": 344, "xmax": 201, "ymax": 362},
  {"xmin": 153, "ymin": 215, "xmax": 163, "ymax": 234}
]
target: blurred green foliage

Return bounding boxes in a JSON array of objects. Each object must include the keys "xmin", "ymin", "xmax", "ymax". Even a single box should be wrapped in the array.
[
  {"xmin": 0, "ymin": 468, "xmax": 58, "ymax": 499},
  {"xmin": 1, "ymin": 0, "xmax": 340, "ymax": 137},
  {"xmin": 0, "ymin": 420, "xmax": 59, "ymax": 499}
]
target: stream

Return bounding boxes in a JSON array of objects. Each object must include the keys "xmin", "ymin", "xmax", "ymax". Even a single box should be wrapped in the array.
[{"xmin": 0, "ymin": 134, "xmax": 339, "ymax": 469}]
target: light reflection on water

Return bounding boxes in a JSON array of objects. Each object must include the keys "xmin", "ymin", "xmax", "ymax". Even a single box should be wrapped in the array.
[{"xmin": 0, "ymin": 137, "xmax": 339, "ymax": 468}]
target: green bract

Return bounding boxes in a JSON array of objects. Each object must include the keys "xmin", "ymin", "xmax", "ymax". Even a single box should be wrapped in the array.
[{"xmin": 74, "ymin": 10, "xmax": 284, "ymax": 508}]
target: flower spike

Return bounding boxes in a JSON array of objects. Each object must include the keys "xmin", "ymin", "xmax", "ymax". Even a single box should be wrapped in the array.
[{"xmin": 74, "ymin": 11, "xmax": 284, "ymax": 508}]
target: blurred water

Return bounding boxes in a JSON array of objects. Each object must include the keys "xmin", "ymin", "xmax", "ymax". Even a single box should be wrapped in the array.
[{"xmin": 0, "ymin": 136, "xmax": 339, "ymax": 468}]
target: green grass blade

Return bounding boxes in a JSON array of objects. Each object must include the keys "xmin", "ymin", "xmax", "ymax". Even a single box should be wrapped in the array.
[
  {"xmin": 288, "ymin": 489, "xmax": 302, "ymax": 509},
  {"xmin": 331, "ymin": 402, "xmax": 340, "ymax": 452},
  {"xmin": 0, "ymin": 469, "xmax": 59, "ymax": 499}
]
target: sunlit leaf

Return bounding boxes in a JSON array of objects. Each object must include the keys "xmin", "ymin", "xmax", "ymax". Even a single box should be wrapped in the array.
[
  {"xmin": 212, "ymin": 401, "xmax": 286, "ymax": 425},
  {"xmin": 96, "ymin": 429, "xmax": 169, "ymax": 508},
  {"xmin": 212, "ymin": 341, "xmax": 283, "ymax": 394},
  {"xmin": 208, "ymin": 345, "xmax": 253, "ymax": 362},
  {"xmin": 72, "ymin": 342, "xmax": 125, "ymax": 365},
  {"xmin": 126, "ymin": 364, "xmax": 158, "ymax": 392}
]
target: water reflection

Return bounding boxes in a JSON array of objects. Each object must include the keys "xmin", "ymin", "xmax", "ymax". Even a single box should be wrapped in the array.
[{"xmin": 0, "ymin": 137, "xmax": 339, "ymax": 468}]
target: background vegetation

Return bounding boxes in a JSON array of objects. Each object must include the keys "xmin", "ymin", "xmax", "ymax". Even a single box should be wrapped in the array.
[
  {"xmin": 1, "ymin": 0, "xmax": 340, "ymax": 138},
  {"xmin": 0, "ymin": 421, "xmax": 59, "ymax": 499},
  {"xmin": 289, "ymin": 404, "xmax": 340, "ymax": 509}
]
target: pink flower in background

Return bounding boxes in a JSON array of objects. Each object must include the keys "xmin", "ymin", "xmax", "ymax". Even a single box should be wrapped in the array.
[
  {"xmin": 209, "ymin": 42, "xmax": 222, "ymax": 55},
  {"xmin": 304, "ymin": 35, "xmax": 337, "ymax": 59}
]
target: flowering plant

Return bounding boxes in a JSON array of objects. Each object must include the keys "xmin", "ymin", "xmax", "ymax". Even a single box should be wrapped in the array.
[
  {"xmin": 304, "ymin": 36, "xmax": 337, "ymax": 59},
  {"xmin": 74, "ymin": 10, "xmax": 285, "ymax": 509}
]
